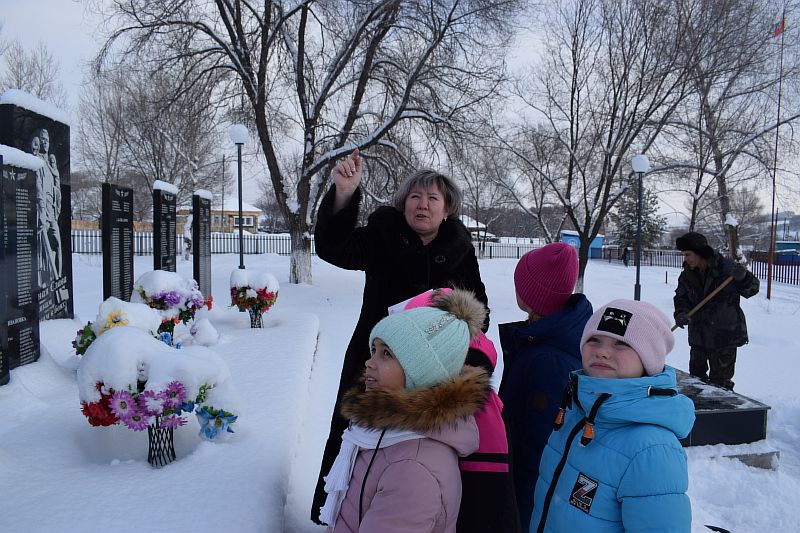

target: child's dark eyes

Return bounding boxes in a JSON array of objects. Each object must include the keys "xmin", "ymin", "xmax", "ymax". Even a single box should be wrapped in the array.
[{"xmin": 615, "ymin": 340, "xmax": 630, "ymax": 347}]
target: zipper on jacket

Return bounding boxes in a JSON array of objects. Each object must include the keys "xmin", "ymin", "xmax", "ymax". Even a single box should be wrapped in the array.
[{"xmin": 536, "ymin": 417, "xmax": 587, "ymax": 533}]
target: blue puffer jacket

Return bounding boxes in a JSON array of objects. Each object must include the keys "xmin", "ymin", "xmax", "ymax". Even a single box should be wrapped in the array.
[
  {"xmin": 498, "ymin": 293, "xmax": 592, "ymax": 532},
  {"xmin": 531, "ymin": 367, "xmax": 695, "ymax": 533}
]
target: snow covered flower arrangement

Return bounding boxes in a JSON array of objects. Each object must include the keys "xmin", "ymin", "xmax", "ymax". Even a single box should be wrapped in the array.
[
  {"xmin": 78, "ymin": 324, "xmax": 239, "ymax": 446},
  {"xmin": 72, "ymin": 297, "xmax": 162, "ymax": 356},
  {"xmin": 132, "ymin": 270, "xmax": 211, "ymax": 335},
  {"xmin": 229, "ymin": 269, "xmax": 280, "ymax": 314},
  {"xmin": 83, "ymin": 379, "xmax": 197, "ymax": 431}
]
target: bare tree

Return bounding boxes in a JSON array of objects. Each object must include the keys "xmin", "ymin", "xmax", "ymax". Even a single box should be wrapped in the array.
[
  {"xmin": 493, "ymin": 123, "xmax": 571, "ymax": 242},
  {"xmin": 70, "ymin": 170, "xmax": 102, "ymax": 222},
  {"xmin": 652, "ymin": 0, "xmax": 800, "ymax": 259},
  {"xmin": 450, "ymin": 142, "xmax": 513, "ymax": 253},
  {"xmin": 77, "ymin": 70, "xmax": 127, "ymax": 189},
  {"xmin": 99, "ymin": 0, "xmax": 520, "ymax": 283},
  {"xmin": 502, "ymin": 0, "xmax": 693, "ymax": 289},
  {"xmin": 0, "ymin": 40, "xmax": 67, "ymax": 107}
]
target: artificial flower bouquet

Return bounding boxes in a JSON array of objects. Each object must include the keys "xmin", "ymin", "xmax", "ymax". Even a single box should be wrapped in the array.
[
  {"xmin": 77, "ymin": 325, "xmax": 240, "ymax": 465},
  {"xmin": 73, "ymin": 297, "xmax": 163, "ymax": 356},
  {"xmin": 131, "ymin": 270, "xmax": 212, "ymax": 336},
  {"xmin": 230, "ymin": 269, "xmax": 280, "ymax": 328}
]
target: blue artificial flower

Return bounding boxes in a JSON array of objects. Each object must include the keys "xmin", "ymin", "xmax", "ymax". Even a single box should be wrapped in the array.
[
  {"xmin": 196, "ymin": 406, "xmax": 238, "ymax": 441},
  {"xmin": 159, "ymin": 332, "xmax": 173, "ymax": 346}
]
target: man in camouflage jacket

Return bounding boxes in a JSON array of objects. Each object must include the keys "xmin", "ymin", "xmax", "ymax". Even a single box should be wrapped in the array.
[{"xmin": 673, "ymin": 232, "xmax": 760, "ymax": 390}]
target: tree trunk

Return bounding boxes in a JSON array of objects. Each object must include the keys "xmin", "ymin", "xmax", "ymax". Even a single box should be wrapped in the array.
[
  {"xmin": 289, "ymin": 226, "xmax": 313, "ymax": 284},
  {"xmin": 575, "ymin": 243, "xmax": 589, "ymax": 294}
]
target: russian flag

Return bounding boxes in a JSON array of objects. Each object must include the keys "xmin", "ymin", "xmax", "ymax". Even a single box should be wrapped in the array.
[{"xmin": 774, "ymin": 14, "xmax": 786, "ymax": 37}]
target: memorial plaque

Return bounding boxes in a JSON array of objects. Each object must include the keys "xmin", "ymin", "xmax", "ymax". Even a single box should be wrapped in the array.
[
  {"xmin": 0, "ymin": 154, "xmax": 6, "ymax": 386},
  {"xmin": 102, "ymin": 183, "xmax": 134, "ymax": 300},
  {"xmin": 153, "ymin": 187, "xmax": 177, "ymax": 272},
  {"xmin": 0, "ymin": 94, "xmax": 74, "ymax": 321},
  {"xmin": 0, "ymin": 151, "xmax": 41, "ymax": 378},
  {"xmin": 192, "ymin": 193, "xmax": 212, "ymax": 298}
]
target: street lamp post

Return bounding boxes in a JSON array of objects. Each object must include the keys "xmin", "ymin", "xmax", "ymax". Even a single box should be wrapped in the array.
[
  {"xmin": 228, "ymin": 124, "xmax": 248, "ymax": 270},
  {"xmin": 631, "ymin": 154, "xmax": 650, "ymax": 301}
]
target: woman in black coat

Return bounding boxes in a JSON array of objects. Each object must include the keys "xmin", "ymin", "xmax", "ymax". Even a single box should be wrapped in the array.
[{"xmin": 310, "ymin": 148, "xmax": 489, "ymax": 524}]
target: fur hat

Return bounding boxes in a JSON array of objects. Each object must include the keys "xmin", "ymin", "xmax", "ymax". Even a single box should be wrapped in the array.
[
  {"xmin": 514, "ymin": 242, "xmax": 579, "ymax": 316},
  {"xmin": 580, "ymin": 299, "xmax": 674, "ymax": 376},
  {"xmin": 676, "ymin": 231, "xmax": 714, "ymax": 260},
  {"xmin": 370, "ymin": 289, "xmax": 486, "ymax": 389}
]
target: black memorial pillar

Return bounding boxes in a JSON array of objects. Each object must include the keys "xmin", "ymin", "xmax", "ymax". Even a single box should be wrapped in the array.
[
  {"xmin": 153, "ymin": 181, "xmax": 177, "ymax": 272},
  {"xmin": 0, "ymin": 146, "xmax": 44, "ymax": 384},
  {"xmin": 192, "ymin": 191, "xmax": 212, "ymax": 297},
  {"xmin": 102, "ymin": 183, "xmax": 134, "ymax": 300}
]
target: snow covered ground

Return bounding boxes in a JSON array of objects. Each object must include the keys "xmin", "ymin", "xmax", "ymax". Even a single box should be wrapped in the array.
[{"xmin": 1, "ymin": 252, "xmax": 798, "ymax": 533}]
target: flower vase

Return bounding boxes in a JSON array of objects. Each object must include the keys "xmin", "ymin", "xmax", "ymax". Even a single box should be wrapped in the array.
[
  {"xmin": 147, "ymin": 417, "xmax": 176, "ymax": 467},
  {"xmin": 248, "ymin": 308, "xmax": 264, "ymax": 328}
]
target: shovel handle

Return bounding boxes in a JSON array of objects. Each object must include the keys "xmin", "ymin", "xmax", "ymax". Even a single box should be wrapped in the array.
[{"xmin": 671, "ymin": 276, "xmax": 734, "ymax": 331}]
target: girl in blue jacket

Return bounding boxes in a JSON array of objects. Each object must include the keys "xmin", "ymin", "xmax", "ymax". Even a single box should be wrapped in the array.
[{"xmin": 531, "ymin": 299, "xmax": 695, "ymax": 533}]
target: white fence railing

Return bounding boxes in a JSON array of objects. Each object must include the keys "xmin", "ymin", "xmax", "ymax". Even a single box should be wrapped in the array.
[
  {"xmin": 71, "ymin": 230, "xmax": 306, "ymax": 256},
  {"xmin": 71, "ymin": 230, "xmax": 541, "ymax": 259}
]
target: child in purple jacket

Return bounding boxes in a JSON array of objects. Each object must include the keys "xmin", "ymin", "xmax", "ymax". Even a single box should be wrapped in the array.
[{"xmin": 320, "ymin": 289, "xmax": 490, "ymax": 533}]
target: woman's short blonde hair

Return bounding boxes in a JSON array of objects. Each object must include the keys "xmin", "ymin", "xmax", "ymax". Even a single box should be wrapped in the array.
[{"xmin": 393, "ymin": 169, "xmax": 462, "ymax": 216}]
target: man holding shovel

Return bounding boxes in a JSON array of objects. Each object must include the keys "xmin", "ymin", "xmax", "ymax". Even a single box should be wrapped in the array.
[{"xmin": 673, "ymin": 232, "xmax": 760, "ymax": 390}]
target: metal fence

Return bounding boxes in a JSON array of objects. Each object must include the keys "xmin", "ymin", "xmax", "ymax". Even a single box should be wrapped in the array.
[
  {"xmin": 601, "ymin": 247, "xmax": 800, "ymax": 286},
  {"xmin": 474, "ymin": 241, "xmax": 539, "ymax": 259},
  {"xmin": 71, "ymin": 230, "xmax": 800, "ymax": 286},
  {"xmin": 71, "ymin": 230, "xmax": 310, "ymax": 256}
]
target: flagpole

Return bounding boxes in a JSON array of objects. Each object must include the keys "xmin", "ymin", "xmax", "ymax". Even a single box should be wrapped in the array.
[{"xmin": 767, "ymin": 15, "xmax": 785, "ymax": 300}]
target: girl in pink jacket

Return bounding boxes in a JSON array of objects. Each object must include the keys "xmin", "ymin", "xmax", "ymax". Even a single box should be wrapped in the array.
[
  {"xmin": 404, "ymin": 289, "xmax": 519, "ymax": 533},
  {"xmin": 320, "ymin": 289, "xmax": 490, "ymax": 532}
]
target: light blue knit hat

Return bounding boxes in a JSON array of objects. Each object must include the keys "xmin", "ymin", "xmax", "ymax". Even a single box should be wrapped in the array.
[{"xmin": 369, "ymin": 289, "xmax": 486, "ymax": 389}]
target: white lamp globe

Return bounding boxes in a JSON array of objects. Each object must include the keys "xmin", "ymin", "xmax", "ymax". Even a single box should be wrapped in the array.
[
  {"xmin": 631, "ymin": 154, "xmax": 650, "ymax": 173},
  {"xmin": 228, "ymin": 124, "xmax": 249, "ymax": 145}
]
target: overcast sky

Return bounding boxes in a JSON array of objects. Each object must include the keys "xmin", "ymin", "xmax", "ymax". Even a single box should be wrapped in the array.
[
  {"xmin": 1, "ymin": 2, "xmax": 796, "ymax": 216},
  {"xmin": 1, "ymin": 0, "xmax": 104, "ymax": 112}
]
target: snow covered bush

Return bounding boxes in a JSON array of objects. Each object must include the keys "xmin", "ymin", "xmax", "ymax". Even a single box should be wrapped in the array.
[
  {"xmin": 229, "ymin": 269, "xmax": 279, "ymax": 314},
  {"xmin": 131, "ymin": 270, "xmax": 212, "ymax": 336}
]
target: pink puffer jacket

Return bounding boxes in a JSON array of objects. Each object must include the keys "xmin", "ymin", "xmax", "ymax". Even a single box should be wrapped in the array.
[{"xmin": 327, "ymin": 366, "xmax": 489, "ymax": 533}]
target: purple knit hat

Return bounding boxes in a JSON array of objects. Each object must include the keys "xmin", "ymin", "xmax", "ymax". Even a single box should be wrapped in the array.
[
  {"xmin": 580, "ymin": 299, "xmax": 675, "ymax": 376},
  {"xmin": 514, "ymin": 242, "xmax": 579, "ymax": 316}
]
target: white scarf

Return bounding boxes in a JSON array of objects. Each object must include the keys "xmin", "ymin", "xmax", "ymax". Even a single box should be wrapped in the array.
[{"xmin": 319, "ymin": 424, "xmax": 424, "ymax": 527}]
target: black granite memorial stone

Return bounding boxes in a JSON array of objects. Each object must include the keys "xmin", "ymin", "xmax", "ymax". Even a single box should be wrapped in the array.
[
  {"xmin": 192, "ymin": 193, "xmax": 212, "ymax": 298},
  {"xmin": 0, "ymin": 99, "xmax": 74, "ymax": 321},
  {"xmin": 0, "ymin": 155, "xmax": 5, "ymax": 386},
  {"xmin": 153, "ymin": 187, "xmax": 177, "ymax": 272},
  {"xmin": 676, "ymin": 369, "xmax": 770, "ymax": 447},
  {"xmin": 102, "ymin": 183, "xmax": 134, "ymax": 301},
  {"xmin": 0, "ymin": 152, "xmax": 41, "ymax": 380}
]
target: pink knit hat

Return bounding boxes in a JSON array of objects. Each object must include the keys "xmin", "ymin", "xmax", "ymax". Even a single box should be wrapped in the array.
[
  {"xmin": 514, "ymin": 243, "xmax": 579, "ymax": 316},
  {"xmin": 580, "ymin": 299, "xmax": 675, "ymax": 376}
]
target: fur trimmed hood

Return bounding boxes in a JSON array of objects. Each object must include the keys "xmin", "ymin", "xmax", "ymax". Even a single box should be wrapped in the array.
[{"xmin": 340, "ymin": 365, "xmax": 490, "ymax": 432}]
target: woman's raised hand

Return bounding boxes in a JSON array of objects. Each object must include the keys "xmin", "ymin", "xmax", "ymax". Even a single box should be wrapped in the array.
[{"xmin": 332, "ymin": 148, "xmax": 362, "ymax": 212}]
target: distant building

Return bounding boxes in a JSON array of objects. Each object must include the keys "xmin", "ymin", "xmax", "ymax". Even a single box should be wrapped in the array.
[
  {"xmin": 561, "ymin": 230, "xmax": 605, "ymax": 258},
  {"xmin": 177, "ymin": 197, "xmax": 262, "ymax": 234}
]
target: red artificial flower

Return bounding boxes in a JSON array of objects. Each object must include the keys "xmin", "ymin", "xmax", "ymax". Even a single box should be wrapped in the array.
[{"xmin": 81, "ymin": 397, "xmax": 118, "ymax": 426}]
